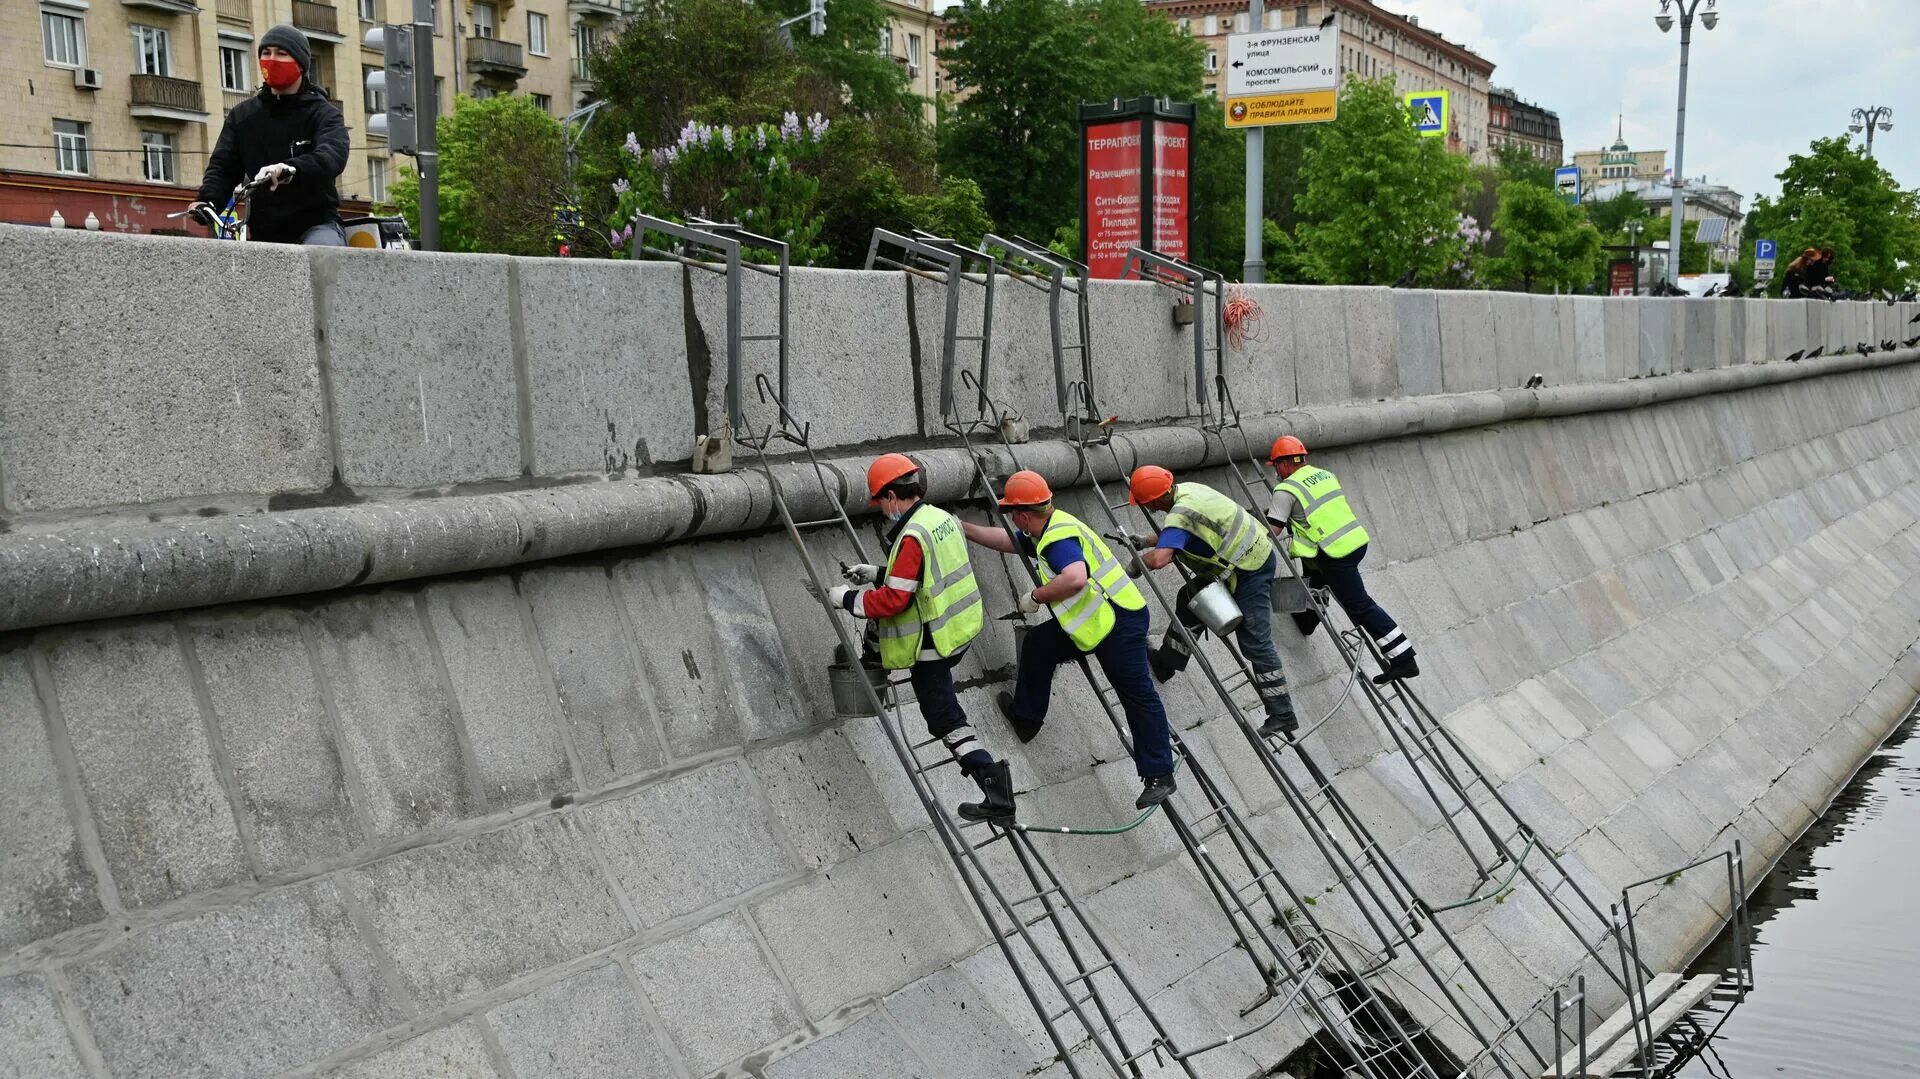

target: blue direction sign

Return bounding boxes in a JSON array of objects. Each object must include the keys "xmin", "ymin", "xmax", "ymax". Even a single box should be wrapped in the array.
[
  {"xmin": 1555, "ymin": 166, "xmax": 1581, "ymax": 204},
  {"xmin": 1404, "ymin": 90, "xmax": 1447, "ymax": 137}
]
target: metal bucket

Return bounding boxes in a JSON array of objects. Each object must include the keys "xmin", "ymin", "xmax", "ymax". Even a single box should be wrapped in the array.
[
  {"xmin": 828, "ymin": 661, "xmax": 889, "ymax": 717},
  {"xmin": 1192, "ymin": 580, "xmax": 1244, "ymax": 636},
  {"xmin": 1271, "ymin": 574, "xmax": 1313, "ymax": 614}
]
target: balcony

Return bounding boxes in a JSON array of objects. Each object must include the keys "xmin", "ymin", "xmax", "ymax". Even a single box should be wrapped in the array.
[
  {"xmin": 571, "ymin": 56, "xmax": 593, "ymax": 84},
  {"xmin": 129, "ymin": 74, "xmax": 209, "ymax": 122},
  {"xmin": 568, "ymin": 0, "xmax": 622, "ymax": 16},
  {"xmin": 121, "ymin": 0, "xmax": 200, "ymax": 13},
  {"xmin": 292, "ymin": 0, "xmax": 344, "ymax": 41},
  {"xmin": 215, "ymin": 0, "xmax": 248, "ymax": 20},
  {"xmin": 466, "ymin": 36, "xmax": 527, "ymax": 81}
]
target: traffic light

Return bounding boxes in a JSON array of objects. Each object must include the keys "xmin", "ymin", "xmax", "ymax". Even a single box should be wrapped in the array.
[{"xmin": 363, "ymin": 23, "xmax": 417, "ymax": 155}]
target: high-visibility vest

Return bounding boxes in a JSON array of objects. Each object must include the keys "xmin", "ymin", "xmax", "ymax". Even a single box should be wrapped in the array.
[
  {"xmin": 1033, "ymin": 509, "xmax": 1145, "ymax": 652},
  {"xmin": 874, "ymin": 503, "xmax": 984, "ymax": 670},
  {"xmin": 1274, "ymin": 465, "xmax": 1370, "ymax": 559},
  {"xmin": 1162, "ymin": 481, "xmax": 1273, "ymax": 578}
]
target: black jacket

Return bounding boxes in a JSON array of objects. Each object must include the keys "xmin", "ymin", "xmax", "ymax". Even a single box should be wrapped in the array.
[{"xmin": 199, "ymin": 84, "xmax": 348, "ymax": 243}]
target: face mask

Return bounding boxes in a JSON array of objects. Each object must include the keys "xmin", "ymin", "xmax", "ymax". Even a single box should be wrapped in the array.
[{"xmin": 260, "ymin": 56, "xmax": 303, "ymax": 90}]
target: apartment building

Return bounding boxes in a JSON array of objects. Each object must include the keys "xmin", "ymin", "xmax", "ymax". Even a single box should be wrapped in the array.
[
  {"xmin": 1144, "ymin": 0, "xmax": 1497, "ymax": 162},
  {"xmin": 1488, "ymin": 86, "xmax": 1562, "ymax": 165},
  {"xmin": 880, "ymin": 0, "xmax": 939, "ymax": 117},
  {"xmin": 5, "ymin": 0, "xmax": 601, "ymax": 232},
  {"xmin": 1573, "ymin": 122, "xmax": 1670, "ymax": 190}
]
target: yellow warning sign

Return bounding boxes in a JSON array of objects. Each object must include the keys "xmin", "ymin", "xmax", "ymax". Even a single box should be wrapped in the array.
[{"xmin": 1224, "ymin": 90, "xmax": 1338, "ymax": 129}]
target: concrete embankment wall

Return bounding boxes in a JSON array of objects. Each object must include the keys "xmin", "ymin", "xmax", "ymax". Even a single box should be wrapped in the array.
[{"xmin": 4, "ymin": 228, "xmax": 1920, "ymax": 1079}]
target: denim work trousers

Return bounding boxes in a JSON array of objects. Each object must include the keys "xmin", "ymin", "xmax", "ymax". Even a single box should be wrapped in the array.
[
  {"xmin": 1009, "ymin": 605, "xmax": 1176, "ymax": 778},
  {"xmin": 1303, "ymin": 544, "xmax": 1415, "ymax": 661}
]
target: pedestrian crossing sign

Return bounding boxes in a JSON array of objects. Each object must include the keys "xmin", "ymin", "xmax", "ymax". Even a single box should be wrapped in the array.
[{"xmin": 1405, "ymin": 90, "xmax": 1448, "ymax": 137}]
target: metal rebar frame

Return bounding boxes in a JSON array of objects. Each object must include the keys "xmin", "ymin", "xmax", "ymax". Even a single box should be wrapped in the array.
[
  {"xmin": 866, "ymin": 228, "xmax": 998, "ymax": 422},
  {"xmin": 630, "ymin": 215, "xmax": 790, "ymax": 435},
  {"xmin": 1120, "ymin": 247, "xmax": 1227, "ymax": 420}
]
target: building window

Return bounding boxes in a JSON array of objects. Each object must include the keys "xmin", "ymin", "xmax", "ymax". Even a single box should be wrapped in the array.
[
  {"xmin": 573, "ymin": 21, "xmax": 596, "ymax": 64},
  {"xmin": 142, "ymin": 130, "xmax": 178, "ymax": 183},
  {"xmin": 358, "ymin": 0, "xmax": 377, "ymax": 19},
  {"xmin": 1295, "ymin": 5, "xmax": 1309, "ymax": 27},
  {"xmin": 220, "ymin": 44, "xmax": 250, "ymax": 91},
  {"xmin": 1206, "ymin": 50, "xmax": 1218, "ymax": 72},
  {"xmin": 42, "ymin": 6, "xmax": 86, "ymax": 68},
  {"xmin": 530, "ymin": 92, "xmax": 551, "ymax": 112},
  {"xmin": 131, "ymin": 23, "xmax": 171, "ymax": 77},
  {"xmin": 1177, "ymin": 17, "xmax": 1189, "ymax": 33},
  {"xmin": 471, "ymin": 84, "xmax": 494, "ymax": 99},
  {"xmin": 53, "ymin": 119, "xmax": 90, "ymax": 175},
  {"xmin": 368, "ymin": 157, "xmax": 388, "ymax": 202},
  {"xmin": 1203, "ymin": 15, "xmax": 1217, "ymax": 35},
  {"xmin": 471, "ymin": 1, "xmax": 494, "ymax": 38},
  {"xmin": 362, "ymin": 63, "xmax": 384, "ymax": 112},
  {"xmin": 907, "ymin": 33, "xmax": 921, "ymax": 75},
  {"xmin": 880, "ymin": 24, "xmax": 892, "ymax": 55},
  {"xmin": 527, "ymin": 11, "xmax": 548, "ymax": 55}
]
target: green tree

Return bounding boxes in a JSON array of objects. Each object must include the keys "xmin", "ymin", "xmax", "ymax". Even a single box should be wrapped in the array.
[
  {"xmin": 1737, "ymin": 135, "xmax": 1920, "ymax": 293},
  {"xmin": 1582, "ymin": 187, "xmax": 1644, "ymax": 237},
  {"xmin": 1292, "ymin": 77, "xmax": 1474, "ymax": 285},
  {"xmin": 938, "ymin": 0, "xmax": 1203, "ymax": 244},
  {"xmin": 1487, "ymin": 179, "xmax": 1603, "ymax": 292},
  {"xmin": 1493, "ymin": 142, "xmax": 1556, "ymax": 188},
  {"xmin": 388, "ymin": 94, "xmax": 566, "ymax": 256}
]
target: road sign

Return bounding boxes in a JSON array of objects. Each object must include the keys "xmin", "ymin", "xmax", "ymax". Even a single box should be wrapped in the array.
[
  {"xmin": 1223, "ymin": 26, "xmax": 1338, "ymax": 129},
  {"xmin": 1754, "ymin": 237, "xmax": 1777, "ymax": 284},
  {"xmin": 1405, "ymin": 90, "xmax": 1448, "ymax": 137},
  {"xmin": 1555, "ymin": 166, "xmax": 1581, "ymax": 204}
]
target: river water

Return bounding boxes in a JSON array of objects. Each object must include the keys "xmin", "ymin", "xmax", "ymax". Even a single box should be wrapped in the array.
[{"xmin": 1676, "ymin": 707, "xmax": 1920, "ymax": 1077}]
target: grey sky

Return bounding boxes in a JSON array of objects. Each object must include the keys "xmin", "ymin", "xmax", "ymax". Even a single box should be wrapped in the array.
[{"xmin": 935, "ymin": 1, "xmax": 1920, "ymax": 214}]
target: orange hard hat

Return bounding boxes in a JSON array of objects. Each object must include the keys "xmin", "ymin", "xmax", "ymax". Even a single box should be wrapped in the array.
[
  {"xmin": 1269, "ymin": 435, "xmax": 1308, "ymax": 461},
  {"xmin": 998, "ymin": 470, "xmax": 1053, "ymax": 507},
  {"xmin": 1128, "ymin": 465, "xmax": 1175, "ymax": 506},
  {"xmin": 866, "ymin": 452, "xmax": 919, "ymax": 501}
]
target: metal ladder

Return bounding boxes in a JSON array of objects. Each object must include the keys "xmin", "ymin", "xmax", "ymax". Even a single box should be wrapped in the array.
[
  {"xmin": 867, "ymin": 229, "xmax": 1000, "ymax": 428},
  {"xmin": 942, "ymin": 239, "xmax": 1447, "ymax": 1078}
]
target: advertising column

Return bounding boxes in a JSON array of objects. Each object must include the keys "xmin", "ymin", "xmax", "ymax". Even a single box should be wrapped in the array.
[{"xmin": 1080, "ymin": 98, "xmax": 1196, "ymax": 279}]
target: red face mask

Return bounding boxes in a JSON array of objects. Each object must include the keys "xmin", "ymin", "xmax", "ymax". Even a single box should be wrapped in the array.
[{"xmin": 259, "ymin": 56, "xmax": 302, "ymax": 90}]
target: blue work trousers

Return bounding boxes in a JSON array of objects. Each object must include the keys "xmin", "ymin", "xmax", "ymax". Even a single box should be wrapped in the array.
[
  {"xmin": 1164, "ymin": 553, "xmax": 1294, "ymax": 722},
  {"xmin": 1010, "ymin": 605, "xmax": 1176, "ymax": 778},
  {"xmin": 1303, "ymin": 545, "xmax": 1414, "ymax": 659}
]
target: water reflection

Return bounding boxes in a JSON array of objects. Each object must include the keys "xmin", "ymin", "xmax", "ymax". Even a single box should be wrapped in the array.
[{"xmin": 1678, "ymin": 712, "xmax": 1919, "ymax": 1078}]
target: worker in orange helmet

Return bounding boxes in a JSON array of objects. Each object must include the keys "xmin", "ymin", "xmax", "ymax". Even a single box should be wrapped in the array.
[
  {"xmin": 805, "ymin": 452, "xmax": 1015, "ymax": 822},
  {"xmin": 1126, "ymin": 465, "xmax": 1300, "ymax": 737},
  {"xmin": 1267, "ymin": 436, "xmax": 1417, "ymax": 685},
  {"xmin": 961, "ymin": 470, "xmax": 1178, "ymax": 810}
]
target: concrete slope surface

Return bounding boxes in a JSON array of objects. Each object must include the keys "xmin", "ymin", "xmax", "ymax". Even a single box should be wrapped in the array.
[{"xmin": 3, "ymin": 362, "xmax": 1917, "ymax": 1078}]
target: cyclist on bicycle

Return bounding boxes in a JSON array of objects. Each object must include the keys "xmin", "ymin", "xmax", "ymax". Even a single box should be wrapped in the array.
[{"xmin": 190, "ymin": 25, "xmax": 349, "ymax": 245}]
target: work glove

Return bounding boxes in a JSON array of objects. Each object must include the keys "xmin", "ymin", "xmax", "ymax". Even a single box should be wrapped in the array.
[
  {"xmin": 1015, "ymin": 590, "xmax": 1043, "ymax": 615},
  {"xmin": 1128, "ymin": 530, "xmax": 1158, "ymax": 550},
  {"xmin": 842, "ymin": 563, "xmax": 882, "ymax": 586},
  {"xmin": 1125, "ymin": 552, "xmax": 1146, "ymax": 578},
  {"xmin": 802, "ymin": 576, "xmax": 854, "ymax": 610},
  {"xmin": 253, "ymin": 162, "xmax": 297, "ymax": 190},
  {"xmin": 186, "ymin": 201, "xmax": 218, "ymax": 226}
]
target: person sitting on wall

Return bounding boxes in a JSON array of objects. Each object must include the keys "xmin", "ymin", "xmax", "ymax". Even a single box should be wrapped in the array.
[
  {"xmin": 1124, "ymin": 465, "xmax": 1301, "ymax": 738},
  {"xmin": 1266, "ymin": 437, "xmax": 1419, "ymax": 686},
  {"xmin": 806, "ymin": 453, "xmax": 1016, "ymax": 823},
  {"xmin": 962, "ymin": 471, "xmax": 1179, "ymax": 810}
]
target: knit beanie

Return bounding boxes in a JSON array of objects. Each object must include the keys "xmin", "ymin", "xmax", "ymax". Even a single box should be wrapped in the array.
[{"xmin": 258, "ymin": 24, "xmax": 313, "ymax": 76}]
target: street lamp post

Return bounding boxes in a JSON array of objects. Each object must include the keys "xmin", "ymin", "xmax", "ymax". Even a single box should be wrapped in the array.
[
  {"xmin": 1849, "ymin": 106, "xmax": 1894, "ymax": 157},
  {"xmin": 1626, "ymin": 219, "xmax": 1645, "ymax": 295},
  {"xmin": 1655, "ymin": 0, "xmax": 1717, "ymax": 289}
]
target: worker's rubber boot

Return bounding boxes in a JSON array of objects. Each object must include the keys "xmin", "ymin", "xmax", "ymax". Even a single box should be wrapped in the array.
[
  {"xmin": 996, "ymin": 691, "xmax": 1043, "ymax": 743},
  {"xmin": 1134, "ymin": 773, "xmax": 1178, "ymax": 810},
  {"xmin": 1371, "ymin": 653, "xmax": 1420, "ymax": 686},
  {"xmin": 1259, "ymin": 710, "xmax": 1300, "ymax": 739},
  {"xmin": 957, "ymin": 761, "xmax": 1016, "ymax": 823},
  {"xmin": 1290, "ymin": 610, "xmax": 1322, "ymax": 637}
]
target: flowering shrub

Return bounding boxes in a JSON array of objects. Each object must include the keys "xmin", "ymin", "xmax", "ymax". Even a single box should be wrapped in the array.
[{"xmin": 607, "ymin": 112, "xmax": 832, "ymax": 265}]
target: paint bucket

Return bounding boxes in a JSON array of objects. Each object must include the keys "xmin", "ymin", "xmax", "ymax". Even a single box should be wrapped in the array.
[
  {"xmin": 1191, "ymin": 580, "xmax": 1244, "ymax": 636},
  {"xmin": 829, "ymin": 660, "xmax": 889, "ymax": 717},
  {"xmin": 1271, "ymin": 574, "xmax": 1313, "ymax": 613}
]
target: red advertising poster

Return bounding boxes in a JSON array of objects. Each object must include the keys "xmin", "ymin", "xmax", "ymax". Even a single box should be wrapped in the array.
[
  {"xmin": 1083, "ymin": 119, "xmax": 1142, "ymax": 279},
  {"xmin": 1608, "ymin": 259, "xmax": 1637, "ymax": 295},
  {"xmin": 1150, "ymin": 119, "xmax": 1190, "ymax": 261}
]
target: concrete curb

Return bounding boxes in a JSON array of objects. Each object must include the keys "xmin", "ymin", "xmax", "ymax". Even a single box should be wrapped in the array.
[{"xmin": 5, "ymin": 348, "xmax": 1916, "ymax": 633}]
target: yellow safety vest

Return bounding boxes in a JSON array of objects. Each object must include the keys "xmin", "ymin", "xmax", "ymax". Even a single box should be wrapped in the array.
[
  {"xmin": 1033, "ymin": 509, "xmax": 1145, "ymax": 652},
  {"xmin": 1275, "ymin": 465, "xmax": 1369, "ymax": 559},
  {"xmin": 874, "ymin": 504, "xmax": 984, "ymax": 670},
  {"xmin": 1162, "ymin": 481, "xmax": 1273, "ymax": 579}
]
